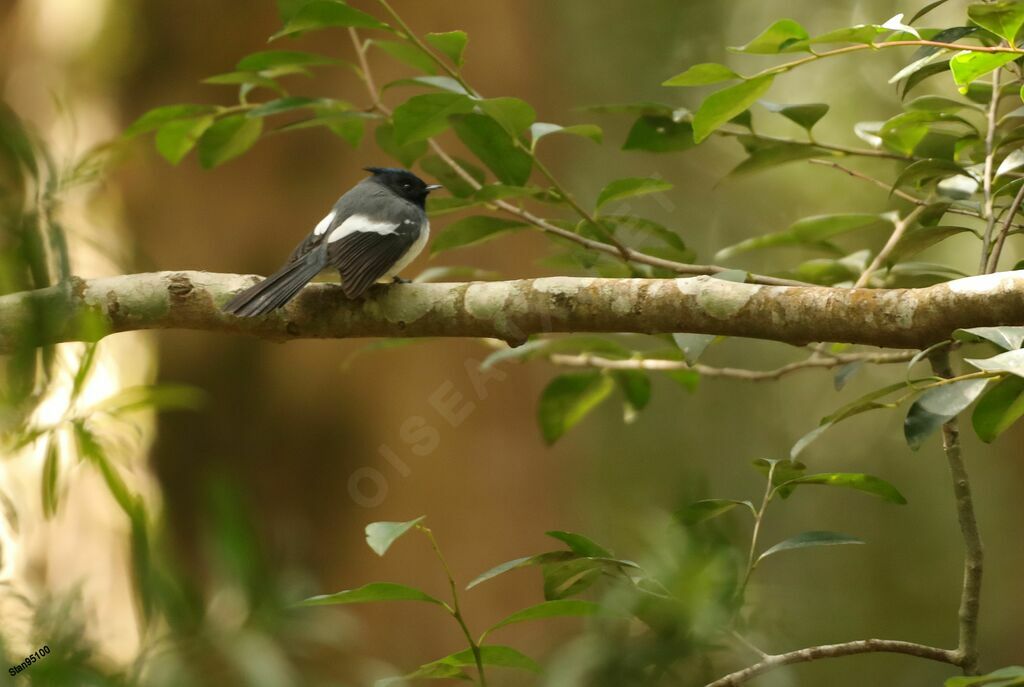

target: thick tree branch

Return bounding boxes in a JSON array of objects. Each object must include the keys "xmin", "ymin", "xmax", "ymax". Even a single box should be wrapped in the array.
[
  {"xmin": 2, "ymin": 271, "xmax": 1024, "ymax": 352},
  {"xmin": 704, "ymin": 639, "xmax": 957, "ymax": 687}
]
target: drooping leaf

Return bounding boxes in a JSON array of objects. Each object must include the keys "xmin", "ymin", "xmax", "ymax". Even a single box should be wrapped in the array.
[
  {"xmin": 426, "ymin": 30, "xmax": 469, "ymax": 67},
  {"xmin": 595, "ymin": 177, "xmax": 673, "ymax": 210},
  {"xmin": 124, "ymin": 104, "xmax": 217, "ymax": 137},
  {"xmin": 93, "ymin": 384, "xmax": 206, "ymax": 415},
  {"xmin": 466, "ymin": 550, "xmax": 578, "ymax": 589},
  {"xmin": 904, "ymin": 378, "xmax": 990, "ymax": 449},
  {"xmin": 73, "ymin": 421, "xmax": 139, "ymax": 518},
  {"xmin": 662, "ymin": 63, "xmax": 741, "ymax": 87},
  {"xmin": 270, "ymin": 0, "xmax": 390, "ymax": 40},
  {"xmin": 247, "ymin": 96, "xmax": 349, "ymax": 118},
  {"xmin": 757, "ymin": 531, "xmax": 864, "ymax": 564},
  {"xmin": 41, "ymin": 435, "xmax": 60, "ymax": 519},
  {"xmin": 530, "ymin": 122, "xmax": 603, "ymax": 150},
  {"xmin": 954, "ymin": 326, "xmax": 1024, "ymax": 351},
  {"xmin": 275, "ymin": 110, "xmax": 369, "ymax": 147},
  {"xmin": 950, "ymin": 51, "xmax": 1018, "ymax": 93},
  {"xmin": 154, "ymin": 115, "xmax": 215, "ymax": 165},
  {"xmin": 622, "ymin": 115, "xmax": 695, "ymax": 153},
  {"xmin": 299, "ymin": 582, "xmax": 443, "ymax": 607},
  {"xmin": 365, "ymin": 516, "xmax": 425, "ymax": 556},
  {"xmin": 759, "ymin": 101, "xmax": 829, "ymax": 132},
  {"xmin": 538, "ymin": 372, "xmax": 615, "ymax": 444},
  {"xmin": 726, "ymin": 139, "xmax": 834, "ymax": 176},
  {"xmin": 612, "ymin": 370, "xmax": 651, "ymax": 419},
  {"xmin": 411, "ymin": 646, "xmax": 540, "ymax": 676},
  {"xmin": 967, "ymin": 2, "xmax": 1024, "ymax": 43},
  {"xmin": 236, "ymin": 49, "xmax": 344, "ymax": 71},
  {"xmin": 392, "ymin": 92, "xmax": 473, "ymax": 144},
  {"xmin": 432, "ymin": 216, "xmax": 527, "ymax": 254},
  {"xmin": 972, "ymin": 375, "xmax": 1024, "ymax": 442},
  {"xmin": 451, "ymin": 113, "xmax": 533, "ymax": 185},
  {"xmin": 945, "ymin": 665, "xmax": 1024, "ymax": 687},
  {"xmin": 483, "ymin": 600, "xmax": 603, "ymax": 637},
  {"xmin": 777, "ymin": 473, "xmax": 907, "ymax": 504},
  {"xmin": 693, "ymin": 76, "xmax": 774, "ymax": 143},
  {"xmin": 715, "ymin": 214, "xmax": 882, "ymax": 260},
  {"xmin": 676, "ymin": 498, "xmax": 755, "ymax": 525},
  {"xmin": 197, "ymin": 115, "xmax": 263, "ymax": 169},
  {"xmin": 546, "ymin": 530, "xmax": 613, "ymax": 557},
  {"xmin": 730, "ymin": 19, "xmax": 810, "ymax": 54},
  {"xmin": 965, "ymin": 348, "xmax": 1024, "ymax": 378}
]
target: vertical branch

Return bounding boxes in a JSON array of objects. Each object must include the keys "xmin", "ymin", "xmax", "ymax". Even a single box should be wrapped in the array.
[
  {"xmin": 979, "ymin": 68, "xmax": 1002, "ymax": 273},
  {"xmin": 928, "ymin": 350, "xmax": 983, "ymax": 675}
]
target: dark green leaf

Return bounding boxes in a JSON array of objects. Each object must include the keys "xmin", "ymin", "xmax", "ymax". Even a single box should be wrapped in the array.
[
  {"xmin": 41, "ymin": 435, "xmax": 59, "ymax": 519},
  {"xmin": 759, "ymin": 101, "xmax": 829, "ymax": 132},
  {"xmin": 945, "ymin": 665, "xmax": 1024, "ymax": 687},
  {"xmin": 676, "ymin": 498, "xmax": 755, "ymax": 525},
  {"xmin": 451, "ymin": 113, "xmax": 533, "ymax": 185},
  {"xmin": 154, "ymin": 115, "xmax": 215, "ymax": 165},
  {"xmin": 965, "ymin": 349, "xmax": 1024, "ymax": 378},
  {"xmin": 300, "ymin": 582, "xmax": 442, "ymax": 606},
  {"xmin": 757, "ymin": 531, "xmax": 864, "ymax": 563},
  {"xmin": 376, "ymin": 122, "xmax": 428, "ymax": 167},
  {"xmin": 892, "ymin": 158, "xmax": 967, "ymax": 190},
  {"xmin": 546, "ymin": 530, "xmax": 612, "ymax": 557},
  {"xmin": 911, "ymin": 1, "xmax": 953, "ymax": 25},
  {"xmin": 197, "ymin": 115, "xmax": 262, "ymax": 169},
  {"xmin": 662, "ymin": 63, "xmax": 740, "ymax": 87},
  {"xmin": 365, "ymin": 516, "xmax": 425, "ymax": 556},
  {"xmin": 247, "ymin": 96, "xmax": 348, "ymax": 118},
  {"xmin": 715, "ymin": 213, "xmax": 882, "ymax": 260},
  {"xmin": 73, "ymin": 421, "xmax": 139, "ymax": 518},
  {"xmin": 538, "ymin": 372, "xmax": 615, "ymax": 444},
  {"xmin": 905, "ymin": 378, "xmax": 990, "ymax": 449},
  {"xmin": 752, "ymin": 458, "xmax": 806, "ymax": 498},
  {"xmin": 777, "ymin": 473, "xmax": 907, "ymax": 504},
  {"xmin": 237, "ymin": 49, "xmax": 344, "ymax": 71},
  {"xmin": 276, "ymin": 111, "xmax": 369, "ymax": 147},
  {"xmin": 530, "ymin": 122, "xmax": 603, "ymax": 150},
  {"xmin": 370, "ymin": 39, "xmax": 438, "ymax": 74},
  {"xmin": 94, "ymin": 384, "xmax": 206, "ymax": 415},
  {"xmin": 902, "ymin": 61, "xmax": 952, "ymax": 99},
  {"xmin": 954, "ymin": 326, "xmax": 1024, "ymax": 350},
  {"xmin": 124, "ymin": 104, "xmax": 216, "ymax": 137},
  {"xmin": 426, "ymin": 30, "xmax": 469, "ymax": 67},
  {"xmin": 467, "ymin": 551, "xmax": 579, "ymax": 589},
  {"xmin": 622, "ymin": 115, "xmax": 695, "ymax": 153},
  {"xmin": 383, "ymin": 75, "xmax": 468, "ymax": 95},
  {"xmin": 432, "ymin": 216, "xmax": 526, "ymax": 254},
  {"xmin": 270, "ymin": 0, "xmax": 390, "ymax": 40},
  {"xmin": 726, "ymin": 139, "xmax": 834, "ymax": 176},
  {"xmin": 595, "ymin": 177, "xmax": 672, "ymax": 210},
  {"xmin": 478, "ymin": 97, "xmax": 536, "ymax": 137},
  {"xmin": 613, "ymin": 369, "xmax": 651, "ymax": 418},
  {"xmin": 484, "ymin": 600, "xmax": 603, "ymax": 637},
  {"xmin": 973, "ymin": 375, "xmax": 1024, "ymax": 442},
  {"xmin": 392, "ymin": 93, "xmax": 473, "ymax": 144},
  {"xmin": 601, "ymin": 215, "xmax": 688, "ymax": 252},
  {"xmin": 730, "ymin": 19, "xmax": 810, "ymax": 54},
  {"xmin": 202, "ymin": 71, "xmax": 284, "ymax": 94},
  {"xmin": 419, "ymin": 646, "xmax": 539, "ymax": 674},
  {"xmin": 967, "ymin": 2, "xmax": 1024, "ymax": 43},
  {"xmin": 693, "ymin": 76, "xmax": 774, "ymax": 143}
]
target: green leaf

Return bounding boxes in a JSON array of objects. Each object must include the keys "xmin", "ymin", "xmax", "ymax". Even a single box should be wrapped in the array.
[
  {"xmin": 538, "ymin": 372, "xmax": 615, "ymax": 444},
  {"xmin": 622, "ymin": 115, "xmax": 695, "ymax": 153},
  {"xmin": 237, "ymin": 49, "xmax": 343, "ymax": 71},
  {"xmin": 432, "ymin": 216, "xmax": 526, "ymax": 254},
  {"xmin": 726, "ymin": 139, "xmax": 833, "ymax": 177},
  {"xmin": 676, "ymin": 498, "xmax": 755, "ymax": 525},
  {"xmin": 730, "ymin": 19, "xmax": 810, "ymax": 54},
  {"xmin": 270, "ymin": 0, "xmax": 390, "ymax": 40},
  {"xmin": 202, "ymin": 71, "xmax": 284, "ymax": 94},
  {"xmin": 370, "ymin": 39, "xmax": 438, "ymax": 74},
  {"xmin": 757, "ymin": 531, "xmax": 864, "ymax": 564},
  {"xmin": 383, "ymin": 75, "xmax": 468, "ymax": 94},
  {"xmin": 426, "ymin": 30, "xmax": 469, "ymax": 67},
  {"xmin": 478, "ymin": 97, "xmax": 536, "ymax": 137},
  {"xmin": 276, "ymin": 111, "xmax": 368, "ymax": 147},
  {"xmin": 946, "ymin": 666, "xmax": 1024, "ymax": 687},
  {"xmin": 693, "ymin": 76, "xmax": 774, "ymax": 143},
  {"xmin": 715, "ymin": 213, "xmax": 882, "ymax": 260},
  {"xmin": 973, "ymin": 375, "xmax": 1024, "ymax": 442},
  {"xmin": 904, "ymin": 378, "xmax": 990, "ymax": 449},
  {"xmin": 451, "ymin": 113, "xmax": 533, "ymax": 185},
  {"xmin": 759, "ymin": 101, "xmax": 829, "ymax": 132},
  {"xmin": 392, "ymin": 92, "xmax": 474, "ymax": 144},
  {"xmin": 300, "ymin": 581, "xmax": 442, "ymax": 607},
  {"xmin": 752, "ymin": 458, "xmax": 807, "ymax": 498},
  {"xmin": 484, "ymin": 600, "xmax": 603, "ymax": 637},
  {"xmin": 954, "ymin": 326, "xmax": 1024, "ymax": 351},
  {"xmin": 93, "ymin": 384, "xmax": 206, "ymax": 415},
  {"xmin": 365, "ymin": 516, "xmax": 425, "ymax": 556},
  {"xmin": 154, "ymin": 115, "xmax": 215, "ymax": 165},
  {"xmin": 595, "ymin": 177, "xmax": 672, "ymax": 210},
  {"xmin": 124, "ymin": 104, "xmax": 217, "ymax": 137},
  {"xmin": 419, "ymin": 154, "xmax": 485, "ymax": 197},
  {"xmin": 968, "ymin": 2, "xmax": 1024, "ymax": 43},
  {"xmin": 73, "ymin": 421, "xmax": 139, "ymax": 519},
  {"xmin": 966, "ymin": 348, "xmax": 1024, "ymax": 378},
  {"xmin": 197, "ymin": 115, "xmax": 262, "ymax": 169},
  {"xmin": 612, "ymin": 369, "xmax": 651, "ymax": 418},
  {"xmin": 808, "ymin": 24, "xmax": 888, "ymax": 46},
  {"xmin": 376, "ymin": 122, "xmax": 428, "ymax": 167},
  {"xmin": 546, "ymin": 530, "xmax": 612, "ymax": 557},
  {"xmin": 662, "ymin": 62, "xmax": 740, "ymax": 87},
  {"xmin": 467, "ymin": 551, "xmax": 579, "ymax": 589},
  {"xmin": 41, "ymin": 435, "xmax": 60, "ymax": 519},
  {"xmin": 530, "ymin": 122, "xmax": 603, "ymax": 150},
  {"xmin": 420, "ymin": 646, "xmax": 539, "ymax": 674},
  {"xmin": 601, "ymin": 215, "xmax": 688, "ymax": 253},
  {"xmin": 777, "ymin": 473, "xmax": 907, "ymax": 504},
  {"xmin": 951, "ymin": 51, "xmax": 1018, "ymax": 93},
  {"xmin": 247, "ymin": 96, "xmax": 347, "ymax": 118}
]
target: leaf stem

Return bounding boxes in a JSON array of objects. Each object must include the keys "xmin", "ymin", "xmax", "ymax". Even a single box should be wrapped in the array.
[
  {"xmin": 986, "ymin": 177, "xmax": 1024, "ymax": 273},
  {"xmin": 854, "ymin": 205, "xmax": 926, "ymax": 288},
  {"xmin": 418, "ymin": 525, "xmax": 488, "ymax": 686},
  {"xmin": 737, "ymin": 462, "xmax": 776, "ymax": 601},
  {"xmin": 979, "ymin": 67, "xmax": 1003, "ymax": 273}
]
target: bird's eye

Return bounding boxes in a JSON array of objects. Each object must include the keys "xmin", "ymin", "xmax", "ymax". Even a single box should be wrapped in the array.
[{"xmin": 402, "ymin": 182, "xmax": 412, "ymax": 189}]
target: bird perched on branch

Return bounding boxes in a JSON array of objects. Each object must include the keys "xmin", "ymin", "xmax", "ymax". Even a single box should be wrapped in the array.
[{"xmin": 223, "ymin": 167, "xmax": 442, "ymax": 317}]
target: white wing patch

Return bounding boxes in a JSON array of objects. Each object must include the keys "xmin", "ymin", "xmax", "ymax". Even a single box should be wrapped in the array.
[
  {"xmin": 327, "ymin": 214, "xmax": 400, "ymax": 243},
  {"xmin": 312, "ymin": 210, "xmax": 337, "ymax": 236}
]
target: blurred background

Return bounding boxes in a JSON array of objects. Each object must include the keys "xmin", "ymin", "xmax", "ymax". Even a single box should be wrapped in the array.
[{"xmin": 1, "ymin": 1, "xmax": 1022, "ymax": 685}]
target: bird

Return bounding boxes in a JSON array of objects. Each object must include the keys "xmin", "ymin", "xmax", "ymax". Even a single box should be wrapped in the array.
[{"xmin": 223, "ymin": 167, "xmax": 442, "ymax": 317}]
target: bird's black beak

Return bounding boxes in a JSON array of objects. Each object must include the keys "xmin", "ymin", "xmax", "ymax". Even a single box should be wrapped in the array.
[{"xmin": 425, "ymin": 184, "xmax": 443, "ymax": 192}]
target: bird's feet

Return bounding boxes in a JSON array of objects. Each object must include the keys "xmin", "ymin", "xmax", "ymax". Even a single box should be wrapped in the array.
[{"xmin": 392, "ymin": 276, "xmax": 411, "ymax": 284}]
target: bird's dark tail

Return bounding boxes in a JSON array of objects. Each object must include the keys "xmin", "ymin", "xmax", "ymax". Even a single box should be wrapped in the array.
[{"xmin": 223, "ymin": 253, "xmax": 325, "ymax": 317}]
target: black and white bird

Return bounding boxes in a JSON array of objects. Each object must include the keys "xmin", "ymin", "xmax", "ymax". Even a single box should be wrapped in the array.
[{"xmin": 223, "ymin": 167, "xmax": 441, "ymax": 317}]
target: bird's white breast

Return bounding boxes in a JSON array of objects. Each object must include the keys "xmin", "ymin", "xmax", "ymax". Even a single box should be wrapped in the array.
[{"xmin": 381, "ymin": 219, "xmax": 430, "ymax": 281}]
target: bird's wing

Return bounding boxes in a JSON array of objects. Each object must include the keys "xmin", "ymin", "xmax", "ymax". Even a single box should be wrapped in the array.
[{"xmin": 325, "ymin": 214, "xmax": 421, "ymax": 298}]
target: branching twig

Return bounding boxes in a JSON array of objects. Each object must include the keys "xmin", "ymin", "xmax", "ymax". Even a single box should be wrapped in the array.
[
  {"xmin": 547, "ymin": 349, "xmax": 917, "ymax": 381},
  {"xmin": 929, "ymin": 350, "xmax": 984, "ymax": 675},
  {"xmin": 704, "ymin": 639, "xmax": 958, "ymax": 687},
  {"xmin": 854, "ymin": 205, "xmax": 926, "ymax": 288}
]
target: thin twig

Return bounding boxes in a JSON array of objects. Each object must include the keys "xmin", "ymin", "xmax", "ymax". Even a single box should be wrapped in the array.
[
  {"xmin": 986, "ymin": 179, "xmax": 1024, "ymax": 273},
  {"xmin": 854, "ymin": 205, "xmax": 926, "ymax": 288},
  {"xmin": 928, "ymin": 350, "xmax": 983, "ymax": 676},
  {"xmin": 979, "ymin": 67, "xmax": 1003, "ymax": 273},
  {"xmin": 547, "ymin": 350, "xmax": 917, "ymax": 381},
  {"xmin": 347, "ymin": 27, "xmax": 808, "ymax": 287},
  {"xmin": 704, "ymin": 639, "xmax": 958, "ymax": 687}
]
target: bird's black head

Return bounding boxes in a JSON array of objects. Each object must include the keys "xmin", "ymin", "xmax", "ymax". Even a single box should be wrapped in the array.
[{"xmin": 364, "ymin": 167, "xmax": 441, "ymax": 208}]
